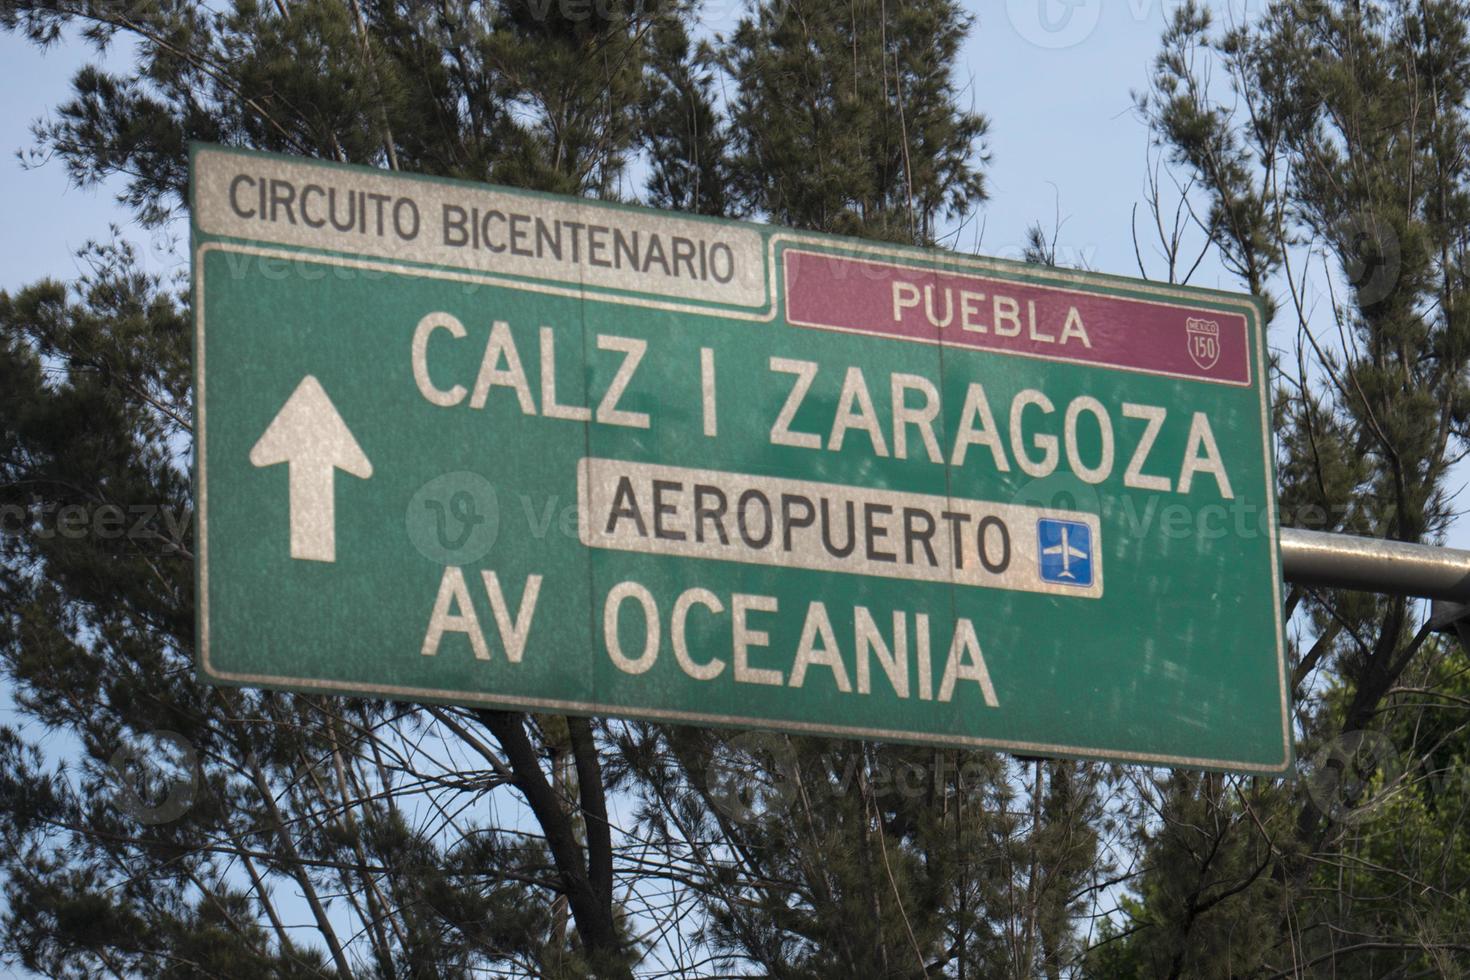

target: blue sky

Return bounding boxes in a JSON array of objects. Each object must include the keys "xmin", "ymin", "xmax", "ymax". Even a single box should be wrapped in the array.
[
  {"xmin": 0, "ymin": 3, "xmax": 1454, "ymax": 969},
  {"xmin": 0, "ymin": 2, "xmax": 1209, "ymax": 289},
  {"xmin": 2, "ymin": 2, "xmax": 1465, "ymax": 536}
]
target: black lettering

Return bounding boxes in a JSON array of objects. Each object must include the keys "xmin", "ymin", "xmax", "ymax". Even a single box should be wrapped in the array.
[
  {"xmin": 269, "ymin": 179, "xmax": 297, "ymax": 224},
  {"xmin": 821, "ymin": 499, "xmax": 856, "ymax": 558},
  {"xmin": 443, "ymin": 204, "xmax": 469, "ymax": 247},
  {"xmin": 92, "ymin": 503, "xmax": 125, "ymax": 539},
  {"xmin": 535, "ymin": 217, "xmax": 562, "ymax": 261},
  {"xmin": 366, "ymin": 192, "xmax": 391, "ymax": 235},
  {"xmin": 865, "ymin": 503, "xmax": 897, "ymax": 563},
  {"xmin": 510, "ymin": 213, "xmax": 534, "ymax": 256},
  {"xmin": 587, "ymin": 224, "xmax": 611, "ymax": 267},
  {"xmin": 940, "ymin": 511, "xmax": 971, "ymax": 569},
  {"xmin": 613, "ymin": 228, "xmax": 640, "ymax": 270},
  {"xmin": 482, "ymin": 209, "xmax": 507, "ymax": 253},
  {"xmin": 605, "ymin": 477, "xmax": 648, "ymax": 537},
  {"xmin": 903, "ymin": 508, "xmax": 938, "ymax": 566},
  {"xmin": 563, "ymin": 220, "xmax": 585, "ymax": 262},
  {"xmin": 129, "ymin": 504, "xmax": 158, "ymax": 541},
  {"xmin": 393, "ymin": 198, "xmax": 420, "ymax": 239},
  {"xmin": 33, "ymin": 502, "xmax": 56, "ymax": 540},
  {"xmin": 643, "ymin": 234, "xmax": 671, "ymax": 275},
  {"xmin": 329, "ymin": 187, "xmax": 356, "ymax": 232},
  {"xmin": 709, "ymin": 242, "xmax": 735, "ymax": 283},
  {"xmin": 652, "ymin": 480, "xmax": 685, "ymax": 541},
  {"xmin": 299, "ymin": 184, "xmax": 325, "ymax": 228},
  {"xmin": 0, "ymin": 504, "xmax": 26, "ymax": 535},
  {"xmin": 694, "ymin": 485, "xmax": 729, "ymax": 545},
  {"xmin": 977, "ymin": 516, "xmax": 1010, "ymax": 573},
  {"xmin": 781, "ymin": 494, "xmax": 815, "ymax": 550},
  {"xmin": 737, "ymin": 490, "xmax": 773, "ymax": 549},
  {"xmin": 229, "ymin": 174, "xmax": 256, "ymax": 218},
  {"xmin": 671, "ymin": 236, "xmax": 698, "ymax": 278}
]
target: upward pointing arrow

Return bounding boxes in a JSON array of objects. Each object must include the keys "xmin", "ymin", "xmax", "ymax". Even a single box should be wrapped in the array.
[{"xmin": 250, "ymin": 375, "xmax": 373, "ymax": 563}]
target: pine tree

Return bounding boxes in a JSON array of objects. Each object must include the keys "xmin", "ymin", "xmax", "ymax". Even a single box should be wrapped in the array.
[
  {"xmin": 1095, "ymin": 2, "xmax": 1470, "ymax": 974},
  {"xmin": 0, "ymin": 0, "xmax": 1002, "ymax": 976},
  {"xmin": 0, "ymin": 0, "xmax": 674, "ymax": 975},
  {"xmin": 599, "ymin": 3, "xmax": 1104, "ymax": 975},
  {"xmin": 722, "ymin": 0, "xmax": 988, "ymax": 242},
  {"xmin": 640, "ymin": 7, "xmax": 732, "ymax": 216}
]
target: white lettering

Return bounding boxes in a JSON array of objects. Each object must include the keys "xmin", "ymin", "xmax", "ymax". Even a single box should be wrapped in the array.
[
  {"xmin": 1060, "ymin": 306, "xmax": 1091, "ymax": 346},
  {"xmin": 1122, "ymin": 403, "xmax": 1172, "ymax": 492},
  {"xmin": 1178, "ymin": 412, "xmax": 1233, "ymax": 498},
  {"xmin": 540, "ymin": 327, "xmax": 590, "ymax": 421},
  {"xmin": 701, "ymin": 347, "xmax": 718, "ymax": 438},
  {"xmin": 421, "ymin": 566, "xmax": 488, "ymax": 660},
  {"xmin": 856, "ymin": 607, "xmax": 908, "ymax": 698},
  {"xmin": 829, "ymin": 367, "xmax": 889, "ymax": 457},
  {"xmin": 733, "ymin": 593, "xmax": 782, "ymax": 685},
  {"xmin": 892, "ymin": 281, "xmax": 921, "ymax": 321},
  {"xmin": 994, "ymin": 296, "xmax": 1022, "ymax": 337},
  {"xmin": 891, "ymin": 373, "xmax": 943, "ymax": 463},
  {"xmin": 1064, "ymin": 396, "xmax": 1115, "ymax": 485},
  {"xmin": 951, "ymin": 383, "xmax": 1010, "ymax": 469},
  {"xmin": 596, "ymin": 334, "xmax": 650, "ymax": 429},
  {"xmin": 938, "ymin": 618, "xmax": 999, "ymax": 706},
  {"xmin": 1010, "ymin": 389, "xmax": 1058, "ymax": 478},
  {"xmin": 672, "ymin": 588, "xmax": 726, "ymax": 680},
  {"xmin": 470, "ymin": 320, "xmax": 536, "ymax": 413},
  {"xmin": 412, "ymin": 312, "xmax": 468, "ymax": 407},
  {"xmin": 769, "ymin": 357, "xmax": 822, "ymax": 450},
  {"xmin": 482, "ymin": 571, "xmax": 541, "ymax": 664},
  {"xmin": 789, "ymin": 601, "xmax": 852, "ymax": 692},
  {"xmin": 604, "ymin": 580, "xmax": 659, "ymax": 674}
]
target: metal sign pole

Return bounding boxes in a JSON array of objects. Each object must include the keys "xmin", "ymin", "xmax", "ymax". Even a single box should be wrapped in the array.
[{"xmin": 1279, "ymin": 527, "xmax": 1470, "ymax": 602}]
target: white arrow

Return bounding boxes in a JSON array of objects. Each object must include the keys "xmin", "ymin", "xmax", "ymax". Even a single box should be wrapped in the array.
[{"xmin": 250, "ymin": 375, "xmax": 373, "ymax": 563}]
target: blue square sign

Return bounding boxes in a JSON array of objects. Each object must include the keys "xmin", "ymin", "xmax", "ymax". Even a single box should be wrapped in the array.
[{"xmin": 1038, "ymin": 519, "xmax": 1093, "ymax": 587}]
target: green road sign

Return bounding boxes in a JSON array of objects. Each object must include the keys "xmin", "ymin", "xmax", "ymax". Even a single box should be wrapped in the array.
[{"xmin": 192, "ymin": 144, "xmax": 1290, "ymax": 773}]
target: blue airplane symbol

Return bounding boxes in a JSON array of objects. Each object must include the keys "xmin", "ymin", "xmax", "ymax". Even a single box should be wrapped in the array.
[{"xmin": 1041, "ymin": 524, "xmax": 1088, "ymax": 579}]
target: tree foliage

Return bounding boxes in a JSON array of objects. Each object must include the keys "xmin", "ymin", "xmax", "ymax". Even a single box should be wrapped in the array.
[
  {"xmin": 723, "ymin": 0, "xmax": 988, "ymax": 241},
  {"xmin": 0, "ymin": 0, "xmax": 998, "ymax": 977},
  {"xmin": 9, "ymin": 0, "xmax": 1469, "ymax": 977},
  {"xmin": 1100, "ymin": 1, "xmax": 1470, "ymax": 975}
]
